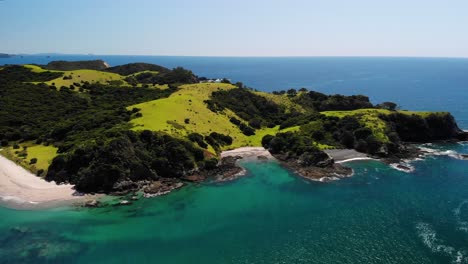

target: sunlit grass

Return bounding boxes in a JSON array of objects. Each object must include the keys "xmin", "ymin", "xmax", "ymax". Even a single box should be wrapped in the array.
[
  {"xmin": 0, "ymin": 143, "xmax": 57, "ymax": 175},
  {"xmin": 129, "ymin": 83, "xmax": 300, "ymax": 153}
]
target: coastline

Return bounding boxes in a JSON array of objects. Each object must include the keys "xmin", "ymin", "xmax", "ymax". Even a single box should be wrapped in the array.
[
  {"xmin": 0, "ymin": 154, "xmax": 93, "ymax": 210},
  {"xmin": 3, "ymin": 144, "xmax": 462, "ymax": 210},
  {"xmin": 220, "ymin": 147, "xmax": 363, "ymax": 182}
]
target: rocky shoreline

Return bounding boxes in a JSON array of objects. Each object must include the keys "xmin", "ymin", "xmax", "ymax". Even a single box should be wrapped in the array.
[{"xmin": 30, "ymin": 141, "xmax": 468, "ymax": 209}]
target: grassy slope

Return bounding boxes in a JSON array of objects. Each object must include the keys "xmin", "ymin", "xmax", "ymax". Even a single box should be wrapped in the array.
[
  {"xmin": 321, "ymin": 109, "xmax": 445, "ymax": 142},
  {"xmin": 127, "ymin": 70, "xmax": 159, "ymax": 77},
  {"xmin": 45, "ymin": 70, "xmax": 127, "ymax": 87},
  {"xmin": 129, "ymin": 83, "xmax": 299, "ymax": 151},
  {"xmin": 254, "ymin": 92, "xmax": 305, "ymax": 113},
  {"xmin": 24, "ymin": 64, "xmax": 128, "ymax": 87},
  {"xmin": 0, "ymin": 143, "xmax": 57, "ymax": 175}
]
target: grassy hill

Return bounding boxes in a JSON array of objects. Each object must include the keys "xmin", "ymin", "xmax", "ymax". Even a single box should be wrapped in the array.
[
  {"xmin": 129, "ymin": 83, "xmax": 299, "ymax": 152},
  {"xmin": 46, "ymin": 69, "xmax": 127, "ymax": 87},
  {"xmin": 24, "ymin": 64, "xmax": 128, "ymax": 87}
]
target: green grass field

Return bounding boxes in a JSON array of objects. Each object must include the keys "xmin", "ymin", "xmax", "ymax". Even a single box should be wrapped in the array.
[
  {"xmin": 129, "ymin": 83, "xmax": 300, "ymax": 152},
  {"xmin": 24, "ymin": 64, "xmax": 129, "ymax": 87},
  {"xmin": 45, "ymin": 69, "xmax": 127, "ymax": 87},
  {"xmin": 127, "ymin": 70, "xmax": 160, "ymax": 77},
  {"xmin": 0, "ymin": 143, "xmax": 57, "ymax": 176},
  {"xmin": 24, "ymin": 64, "xmax": 48, "ymax": 73}
]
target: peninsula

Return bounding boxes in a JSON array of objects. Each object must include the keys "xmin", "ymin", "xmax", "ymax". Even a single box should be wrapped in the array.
[{"xmin": 0, "ymin": 61, "xmax": 466, "ymax": 207}]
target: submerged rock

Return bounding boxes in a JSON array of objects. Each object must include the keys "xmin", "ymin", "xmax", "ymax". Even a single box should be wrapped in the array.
[
  {"xmin": 118, "ymin": 200, "xmax": 132, "ymax": 206},
  {"xmin": 84, "ymin": 199, "xmax": 99, "ymax": 208},
  {"xmin": 142, "ymin": 179, "xmax": 184, "ymax": 198}
]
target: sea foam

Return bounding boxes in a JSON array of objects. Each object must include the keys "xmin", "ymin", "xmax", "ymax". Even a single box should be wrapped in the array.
[{"xmin": 416, "ymin": 222, "xmax": 467, "ymax": 263}]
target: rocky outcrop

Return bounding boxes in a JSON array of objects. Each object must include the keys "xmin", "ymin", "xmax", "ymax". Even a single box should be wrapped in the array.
[
  {"xmin": 273, "ymin": 151, "xmax": 353, "ymax": 181},
  {"xmin": 142, "ymin": 179, "xmax": 184, "ymax": 197},
  {"xmin": 84, "ymin": 199, "xmax": 100, "ymax": 208},
  {"xmin": 184, "ymin": 156, "xmax": 244, "ymax": 183}
]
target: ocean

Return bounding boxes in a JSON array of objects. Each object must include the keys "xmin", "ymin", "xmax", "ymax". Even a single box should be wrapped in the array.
[{"xmin": 1, "ymin": 56, "xmax": 468, "ymax": 263}]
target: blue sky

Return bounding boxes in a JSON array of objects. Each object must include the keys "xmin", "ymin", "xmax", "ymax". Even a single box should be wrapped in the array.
[{"xmin": 1, "ymin": 0, "xmax": 467, "ymax": 57}]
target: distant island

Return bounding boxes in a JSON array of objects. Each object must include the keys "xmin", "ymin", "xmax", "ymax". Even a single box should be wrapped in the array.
[
  {"xmin": 0, "ymin": 53, "xmax": 13, "ymax": 58},
  {"xmin": 0, "ymin": 60, "xmax": 466, "ymax": 208}
]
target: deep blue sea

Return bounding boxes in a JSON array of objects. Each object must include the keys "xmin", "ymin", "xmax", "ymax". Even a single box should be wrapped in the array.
[{"xmin": 1, "ymin": 55, "xmax": 468, "ymax": 263}]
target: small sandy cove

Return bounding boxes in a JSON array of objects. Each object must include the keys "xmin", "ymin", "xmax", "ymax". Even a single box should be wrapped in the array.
[
  {"xmin": 0, "ymin": 154, "xmax": 87, "ymax": 209},
  {"xmin": 221, "ymin": 147, "xmax": 275, "ymax": 160}
]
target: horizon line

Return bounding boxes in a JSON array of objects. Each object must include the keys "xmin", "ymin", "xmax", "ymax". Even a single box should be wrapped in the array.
[{"xmin": 3, "ymin": 53, "xmax": 468, "ymax": 60}]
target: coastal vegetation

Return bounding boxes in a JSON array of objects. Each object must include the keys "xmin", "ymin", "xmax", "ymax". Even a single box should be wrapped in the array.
[{"xmin": 1, "ymin": 61, "xmax": 465, "ymax": 194}]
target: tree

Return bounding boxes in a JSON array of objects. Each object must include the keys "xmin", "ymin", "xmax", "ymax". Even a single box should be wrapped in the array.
[
  {"xmin": 287, "ymin": 88, "xmax": 297, "ymax": 96},
  {"xmin": 340, "ymin": 131, "xmax": 355, "ymax": 148},
  {"xmin": 235, "ymin": 82, "xmax": 244, "ymax": 88},
  {"xmin": 377, "ymin": 102, "xmax": 398, "ymax": 111}
]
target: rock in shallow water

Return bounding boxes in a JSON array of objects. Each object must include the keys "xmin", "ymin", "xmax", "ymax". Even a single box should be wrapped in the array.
[
  {"xmin": 118, "ymin": 200, "xmax": 132, "ymax": 206},
  {"xmin": 84, "ymin": 199, "xmax": 99, "ymax": 208}
]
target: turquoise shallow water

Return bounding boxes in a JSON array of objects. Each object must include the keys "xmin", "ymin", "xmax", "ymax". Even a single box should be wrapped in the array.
[{"xmin": 1, "ymin": 143, "xmax": 468, "ymax": 263}]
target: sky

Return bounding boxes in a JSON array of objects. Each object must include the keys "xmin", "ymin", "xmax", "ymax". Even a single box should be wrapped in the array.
[{"xmin": 1, "ymin": 0, "xmax": 468, "ymax": 57}]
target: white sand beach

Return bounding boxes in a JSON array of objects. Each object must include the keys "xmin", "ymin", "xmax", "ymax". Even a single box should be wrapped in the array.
[
  {"xmin": 324, "ymin": 149, "xmax": 372, "ymax": 163},
  {"xmin": 221, "ymin": 147, "xmax": 275, "ymax": 160},
  {"xmin": 0, "ymin": 154, "xmax": 87, "ymax": 209}
]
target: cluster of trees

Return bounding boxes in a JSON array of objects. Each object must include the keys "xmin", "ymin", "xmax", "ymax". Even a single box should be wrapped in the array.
[
  {"xmin": 105, "ymin": 63, "xmax": 170, "ymax": 75},
  {"xmin": 0, "ymin": 65, "xmax": 175, "ymax": 150},
  {"xmin": 46, "ymin": 130, "xmax": 206, "ymax": 192},
  {"xmin": 261, "ymin": 132, "xmax": 331, "ymax": 167},
  {"xmin": 205, "ymin": 132, "xmax": 232, "ymax": 151},
  {"xmin": 263, "ymin": 114, "xmax": 388, "ymax": 157},
  {"xmin": 206, "ymin": 87, "xmax": 306, "ymax": 135},
  {"xmin": 188, "ymin": 132, "xmax": 233, "ymax": 151},
  {"xmin": 229, "ymin": 117, "xmax": 256, "ymax": 136},
  {"xmin": 381, "ymin": 113, "xmax": 462, "ymax": 142},
  {"xmin": 208, "ymin": 88, "xmax": 286, "ymax": 126},
  {"xmin": 43, "ymin": 60, "xmax": 109, "ymax": 71},
  {"xmin": 0, "ymin": 68, "xmax": 176, "ymax": 149},
  {"xmin": 292, "ymin": 90, "xmax": 374, "ymax": 111},
  {"xmin": 124, "ymin": 67, "xmax": 198, "ymax": 85},
  {"xmin": 0, "ymin": 65, "xmax": 62, "ymax": 82}
]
